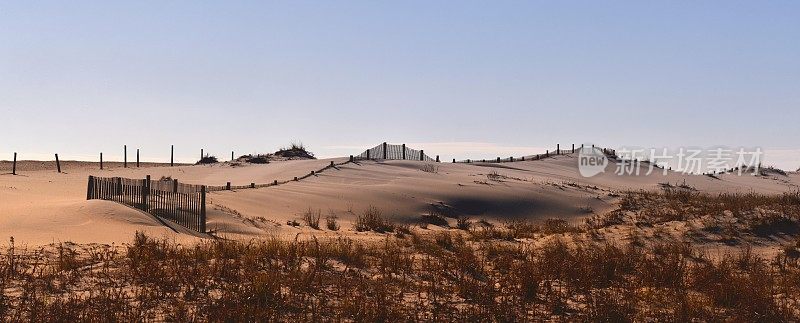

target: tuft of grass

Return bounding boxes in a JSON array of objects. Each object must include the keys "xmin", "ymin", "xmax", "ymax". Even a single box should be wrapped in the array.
[
  {"xmin": 456, "ymin": 216, "xmax": 471, "ymax": 230},
  {"xmin": 420, "ymin": 212, "xmax": 449, "ymax": 227},
  {"xmin": 196, "ymin": 154, "xmax": 218, "ymax": 164},
  {"xmin": 420, "ymin": 163, "xmax": 439, "ymax": 173},
  {"xmin": 354, "ymin": 206, "xmax": 394, "ymax": 233},
  {"xmin": 325, "ymin": 209, "xmax": 340, "ymax": 231},
  {"xmin": 302, "ymin": 208, "xmax": 321, "ymax": 229}
]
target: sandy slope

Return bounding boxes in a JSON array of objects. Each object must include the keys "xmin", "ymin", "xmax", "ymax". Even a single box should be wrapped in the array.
[{"xmin": 1, "ymin": 155, "xmax": 796, "ymax": 245}]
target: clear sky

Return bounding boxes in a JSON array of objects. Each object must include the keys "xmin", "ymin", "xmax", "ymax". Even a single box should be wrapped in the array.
[{"xmin": 1, "ymin": 1, "xmax": 798, "ymax": 169}]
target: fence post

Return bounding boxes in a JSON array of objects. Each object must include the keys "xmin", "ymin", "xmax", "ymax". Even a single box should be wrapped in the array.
[
  {"xmin": 546, "ymin": 150, "xmax": 549, "ymax": 157},
  {"xmin": 453, "ymin": 158, "xmax": 456, "ymax": 163},
  {"xmin": 201, "ymin": 149, "xmax": 203, "ymax": 161},
  {"xmin": 12, "ymin": 152, "xmax": 16, "ymax": 175},
  {"xmin": 510, "ymin": 157, "xmax": 514, "ymax": 162},
  {"xmin": 200, "ymin": 185, "xmax": 206, "ymax": 233},
  {"xmin": 143, "ymin": 175, "xmax": 150, "ymax": 211},
  {"xmin": 497, "ymin": 157, "xmax": 500, "ymax": 163},
  {"xmin": 274, "ymin": 180, "xmax": 278, "ymax": 185},
  {"xmin": 294, "ymin": 177, "xmax": 298, "ymax": 181},
  {"xmin": 136, "ymin": 149, "xmax": 140, "ymax": 167},
  {"xmin": 366, "ymin": 149, "xmax": 370, "ymax": 160},
  {"xmin": 383, "ymin": 142, "xmax": 388, "ymax": 159},
  {"xmin": 86, "ymin": 175, "xmax": 94, "ymax": 200},
  {"xmin": 572, "ymin": 144, "xmax": 575, "ymax": 153},
  {"xmin": 251, "ymin": 183, "xmax": 255, "ymax": 188},
  {"xmin": 171, "ymin": 145, "xmax": 174, "ymax": 167},
  {"xmin": 557, "ymin": 144, "xmax": 560, "ymax": 155},
  {"xmin": 436, "ymin": 155, "xmax": 439, "ymax": 162},
  {"xmin": 226, "ymin": 182, "xmax": 231, "ymax": 190},
  {"xmin": 124, "ymin": 145, "xmax": 127, "ymax": 168},
  {"xmin": 402, "ymin": 144, "xmax": 406, "ymax": 160},
  {"xmin": 100, "ymin": 153, "xmax": 103, "ymax": 170},
  {"xmin": 173, "ymin": 179, "xmax": 178, "ymax": 193},
  {"xmin": 420, "ymin": 150, "xmax": 424, "ymax": 161},
  {"xmin": 232, "ymin": 151, "xmax": 234, "ymax": 161},
  {"xmin": 55, "ymin": 154, "xmax": 61, "ymax": 173},
  {"xmin": 349, "ymin": 155, "xmax": 354, "ymax": 162}
]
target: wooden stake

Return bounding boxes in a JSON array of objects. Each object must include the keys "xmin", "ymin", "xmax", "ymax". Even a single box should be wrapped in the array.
[
  {"xmin": 12, "ymin": 152, "xmax": 17, "ymax": 175},
  {"xmin": 55, "ymin": 154, "xmax": 61, "ymax": 173}
]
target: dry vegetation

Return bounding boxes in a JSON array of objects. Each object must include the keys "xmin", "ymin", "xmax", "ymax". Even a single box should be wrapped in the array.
[
  {"xmin": 588, "ymin": 189, "xmax": 800, "ymax": 240},
  {"xmin": 2, "ymin": 190, "xmax": 800, "ymax": 321}
]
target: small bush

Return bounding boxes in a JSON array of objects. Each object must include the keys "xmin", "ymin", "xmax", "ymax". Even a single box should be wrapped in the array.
[
  {"xmin": 303, "ymin": 208, "xmax": 321, "ymax": 229},
  {"xmin": 325, "ymin": 210, "xmax": 340, "ymax": 231},
  {"xmin": 354, "ymin": 206, "xmax": 394, "ymax": 233},
  {"xmin": 238, "ymin": 154, "xmax": 271, "ymax": 164},
  {"xmin": 196, "ymin": 154, "xmax": 218, "ymax": 164},
  {"xmin": 275, "ymin": 142, "xmax": 315, "ymax": 159},
  {"xmin": 457, "ymin": 216, "xmax": 471, "ymax": 230},
  {"xmin": 420, "ymin": 164, "xmax": 439, "ymax": 173},
  {"xmin": 420, "ymin": 212, "xmax": 449, "ymax": 227}
]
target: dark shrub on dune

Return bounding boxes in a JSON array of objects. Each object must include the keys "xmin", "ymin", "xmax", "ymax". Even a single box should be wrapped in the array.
[
  {"xmin": 237, "ymin": 154, "xmax": 270, "ymax": 164},
  {"xmin": 196, "ymin": 155, "xmax": 218, "ymax": 164},
  {"xmin": 274, "ymin": 143, "xmax": 315, "ymax": 159}
]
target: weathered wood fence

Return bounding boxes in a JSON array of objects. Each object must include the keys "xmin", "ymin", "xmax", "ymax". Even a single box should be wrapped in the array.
[
  {"xmin": 86, "ymin": 175, "xmax": 206, "ymax": 232},
  {"xmin": 452, "ymin": 144, "xmax": 617, "ymax": 164},
  {"xmin": 353, "ymin": 142, "xmax": 438, "ymax": 162}
]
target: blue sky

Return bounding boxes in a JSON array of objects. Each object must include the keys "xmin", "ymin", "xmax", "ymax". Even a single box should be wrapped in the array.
[{"xmin": 1, "ymin": 1, "xmax": 799, "ymax": 168}]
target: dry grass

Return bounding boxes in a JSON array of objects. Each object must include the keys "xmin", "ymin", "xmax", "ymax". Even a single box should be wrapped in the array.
[
  {"xmin": 325, "ymin": 210, "xmax": 340, "ymax": 231},
  {"xmin": 589, "ymin": 190, "xmax": 800, "ymax": 238},
  {"xmin": 420, "ymin": 164, "xmax": 439, "ymax": 174},
  {"xmin": 3, "ymin": 190, "xmax": 799, "ymax": 320},
  {"xmin": 354, "ymin": 206, "xmax": 394, "ymax": 233},
  {"xmin": 1, "ymin": 230, "xmax": 798, "ymax": 321},
  {"xmin": 302, "ymin": 208, "xmax": 321, "ymax": 230}
]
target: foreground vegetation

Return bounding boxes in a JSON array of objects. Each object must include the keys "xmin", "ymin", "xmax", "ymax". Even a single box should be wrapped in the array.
[{"xmin": 2, "ymin": 190, "xmax": 800, "ymax": 321}]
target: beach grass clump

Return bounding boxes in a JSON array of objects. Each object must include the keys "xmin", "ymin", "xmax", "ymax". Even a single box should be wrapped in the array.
[
  {"xmin": 354, "ymin": 206, "xmax": 394, "ymax": 233},
  {"xmin": 302, "ymin": 208, "xmax": 321, "ymax": 229},
  {"xmin": 325, "ymin": 210, "xmax": 340, "ymax": 231},
  {"xmin": 196, "ymin": 154, "xmax": 218, "ymax": 164}
]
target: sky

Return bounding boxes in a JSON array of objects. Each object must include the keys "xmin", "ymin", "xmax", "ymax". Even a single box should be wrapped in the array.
[{"xmin": 1, "ymin": 1, "xmax": 799, "ymax": 169}]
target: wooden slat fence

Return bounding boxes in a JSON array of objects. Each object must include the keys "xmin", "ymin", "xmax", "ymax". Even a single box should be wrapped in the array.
[
  {"xmin": 87, "ymin": 175, "xmax": 206, "ymax": 232},
  {"xmin": 354, "ymin": 142, "xmax": 437, "ymax": 162},
  {"xmin": 452, "ymin": 145, "xmax": 617, "ymax": 164}
]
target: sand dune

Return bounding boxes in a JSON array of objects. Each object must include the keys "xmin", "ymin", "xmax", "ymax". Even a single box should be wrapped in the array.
[{"xmin": 1, "ymin": 154, "xmax": 796, "ymax": 245}]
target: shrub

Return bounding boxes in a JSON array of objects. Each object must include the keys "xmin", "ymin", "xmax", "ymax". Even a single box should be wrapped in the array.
[
  {"xmin": 420, "ymin": 212, "xmax": 449, "ymax": 227},
  {"xmin": 354, "ymin": 206, "xmax": 393, "ymax": 232},
  {"xmin": 420, "ymin": 164, "xmax": 439, "ymax": 173},
  {"xmin": 238, "ymin": 154, "xmax": 270, "ymax": 164},
  {"xmin": 302, "ymin": 208, "xmax": 321, "ymax": 229},
  {"xmin": 457, "ymin": 217, "xmax": 471, "ymax": 230},
  {"xmin": 325, "ymin": 210, "xmax": 340, "ymax": 231},
  {"xmin": 274, "ymin": 142, "xmax": 315, "ymax": 159},
  {"xmin": 196, "ymin": 154, "xmax": 218, "ymax": 164}
]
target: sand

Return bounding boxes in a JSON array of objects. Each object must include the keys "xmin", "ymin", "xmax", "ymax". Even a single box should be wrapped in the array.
[{"xmin": 1, "ymin": 154, "xmax": 797, "ymax": 246}]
